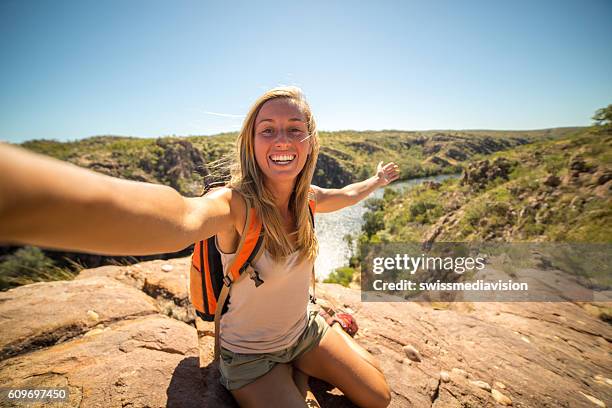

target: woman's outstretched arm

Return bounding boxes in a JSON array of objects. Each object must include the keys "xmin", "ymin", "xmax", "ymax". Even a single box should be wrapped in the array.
[
  {"xmin": 0, "ymin": 143, "xmax": 231, "ymax": 255},
  {"xmin": 311, "ymin": 161, "xmax": 400, "ymax": 213}
]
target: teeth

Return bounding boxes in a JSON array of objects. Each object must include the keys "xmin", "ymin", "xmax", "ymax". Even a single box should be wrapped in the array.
[{"xmin": 270, "ymin": 154, "xmax": 295, "ymax": 162}]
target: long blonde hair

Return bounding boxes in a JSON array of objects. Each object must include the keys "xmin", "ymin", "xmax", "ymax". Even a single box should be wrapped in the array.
[{"xmin": 228, "ymin": 86, "xmax": 320, "ymax": 263}]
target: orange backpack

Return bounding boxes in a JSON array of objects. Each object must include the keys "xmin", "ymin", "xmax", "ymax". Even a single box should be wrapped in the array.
[{"xmin": 189, "ymin": 186, "xmax": 317, "ymax": 360}]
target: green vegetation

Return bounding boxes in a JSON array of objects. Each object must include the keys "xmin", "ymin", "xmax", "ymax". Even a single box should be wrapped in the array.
[
  {"xmin": 357, "ymin": 126, "xmax": 611, "ymax": 244},
  {"xmin": 592, "ymin": 104, "xmax": 612, "ymax": 128},
  {"xmin": 323, "ymin": 266, "xmax": 356, "ymax": 287},
  {"xmin": 0, "ymin": 247, "xmax": 79, "ymax": 290}
]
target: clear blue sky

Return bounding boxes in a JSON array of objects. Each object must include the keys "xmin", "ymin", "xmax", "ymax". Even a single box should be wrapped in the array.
[{"xmin": 1, "ymin": 0, "xmax": 611, "ymax": 143}]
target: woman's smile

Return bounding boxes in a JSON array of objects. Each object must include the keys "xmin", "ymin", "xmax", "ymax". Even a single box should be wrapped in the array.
[{"xmin": 254, "ymin": 98, "xmax": 312, "ymax": 182}]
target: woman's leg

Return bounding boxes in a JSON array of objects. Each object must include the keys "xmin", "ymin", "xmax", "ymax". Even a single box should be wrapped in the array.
[
  {"xmin": 293, "ymin": 325, "xmax": 391, "ymax": 408},
  {"xmin": 292, "ymin": 367, "xmax": 321, "ymax": 407},
  {"xmin": 230, "ymin": 363, "xmax": 306, "ymax": 408}
]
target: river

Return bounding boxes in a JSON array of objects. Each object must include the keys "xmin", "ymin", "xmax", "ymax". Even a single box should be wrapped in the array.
[{"xmin": 314, "ymin": 174, "xmax": 457, "ymax": 279}]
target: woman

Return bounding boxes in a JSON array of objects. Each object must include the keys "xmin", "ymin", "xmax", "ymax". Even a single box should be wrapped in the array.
[{"xmin": 0, "ymin": 86, "xmax": 399, "ymax": 407}]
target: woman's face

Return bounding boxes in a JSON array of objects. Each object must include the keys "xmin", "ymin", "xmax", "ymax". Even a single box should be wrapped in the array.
[{"xmin": 253, "ymin": 98, "xmax": 312, "ymax": 185}]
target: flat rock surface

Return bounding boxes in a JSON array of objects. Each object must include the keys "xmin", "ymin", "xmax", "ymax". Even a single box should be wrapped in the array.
[
  {"xmin": 1, "ymin": 257, "xmax": 611, "ymax": 407},
  {"xmin": 0, "ymin": 276, "xmax": 159, "ymax": 360},
  {"xmin": 76, "ymin": 258, "xmax": 193, "ymax": 323},
  {"xmin": 0, "ymin": 315, "xmax": 203, "ymax": 408}
]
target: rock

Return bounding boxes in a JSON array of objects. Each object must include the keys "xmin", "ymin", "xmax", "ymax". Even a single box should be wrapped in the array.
[
  {"xmin": 543, "ymin": 174, "xmax": 561, "ymax": 187},
  {"xmin": 492, "ymin": 388, "xmax": 513, "ymax": 405},
  {"xmin": 579, "ymin": 392, "xmax": 606, "ymax": 407},
  {"xmin": 569, "ymin": 155, "xmax": 592, "ymax": 173},
  {"xmin": 83, "ymin": 328, "xmax": 105, "ymax": 337},
  {"xmin": 440, "ymin": 371, "xmax": 451, "ymax": 382},
  {"xmin": 86, "ymin": 310, "xmax": 99, "ymax": 322},
  {"xmin": 77, "ymin": 258, "xmax": 194, "ymax": 324},
  {"xmin": 452, "ymin": 368, "xmax": 468, "ymax": 378},
  {"xmin": 423, "ymin": 181, "xmax": 442, "ymax": 190},
  {"xmin": 594, "ymin": 170, "xmax": 612, "ymax": 186},
  {"xmin": 367, "ymin": 346, "xmax": 382, "ymax": 355},
  {"xmin": 2, "ymin": 263, "xmax": 612, "ymax": 407},
  {"xmin": 161, "ymin": 264, "xmax": 174, "ymax": 272},
  {"xmin": 461, "ymin": 158, "xmax": 515, "ymax": 190},
  {"xmin": 0, "ymin": 316, "xmax": 205, "ymax": 408},
  {"xmin": 494, "ymin": 381, "xmax": 507, "ymax": 389},
  {"xmin": 470, "ymin": 380, "xmax": 492, "ymax": 391},
  {"xmin": 0, "ymin": 277, "xmax": 158, "ymax": 359},
  {"xmin": 402, "ymin": 344, "xmax": 422, "ymax": 362},
  {"xmin": 594, "ymin": 375, "xmax": 612, "ymax": 386}
]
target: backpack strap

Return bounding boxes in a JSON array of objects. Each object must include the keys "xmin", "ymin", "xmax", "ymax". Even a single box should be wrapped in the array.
[{"xmin": 213, "ymin": 194, "xmax": 265, "ymax": 361}]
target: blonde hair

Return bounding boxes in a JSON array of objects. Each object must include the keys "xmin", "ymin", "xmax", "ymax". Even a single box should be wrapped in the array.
[{"xmin": 228, "ymin": 86, "xmax": 320, "ymax": 263}]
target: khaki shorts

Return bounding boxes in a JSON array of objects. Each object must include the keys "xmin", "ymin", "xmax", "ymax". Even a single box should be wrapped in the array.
[{"xmin": 219, "ymin": 310, "xmax": 329, "ymax": 391}]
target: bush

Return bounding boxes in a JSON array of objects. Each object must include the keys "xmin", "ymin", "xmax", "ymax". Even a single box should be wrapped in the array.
[
  {"xmin": 0, "ymin": 247, "xmax": 77, "ymax": 290},
  {"xmin": 323, "ymin": 267, "xmax": 355, "ymax": 287}
]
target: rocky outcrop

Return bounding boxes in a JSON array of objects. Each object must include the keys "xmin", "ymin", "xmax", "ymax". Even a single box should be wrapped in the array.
[
  {"xmin": 314, "ymin": 152, "xmax": 354, "ymax": 188},
  {"xmin": 1, "ymin": 257, "xmax": 610, "ymax": 407},
  {"xmin": 153, "ymin": 139, "xmax": 207, "ymax": 193},
  {"xmin": 461, "ymin": 158, "xmax": 516, "ymax": 191}
]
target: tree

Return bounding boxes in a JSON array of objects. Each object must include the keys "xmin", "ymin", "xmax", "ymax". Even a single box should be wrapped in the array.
[{"xmin": 592, "ymin": 104, "xmax": 612, "ymax": 127}]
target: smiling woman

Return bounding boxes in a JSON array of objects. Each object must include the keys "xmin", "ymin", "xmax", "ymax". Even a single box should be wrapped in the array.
[{"xmin": 0, "ymin": 86, "xmax": 399, "ymax": 408}]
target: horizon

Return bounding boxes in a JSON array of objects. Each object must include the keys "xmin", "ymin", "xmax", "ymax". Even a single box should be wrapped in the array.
[
  {"xmin": 13, "ymin": 125, "xmax": 589, "ymax": 145},
  {"xmin": 1, "ymin": 0, "xmax": 611, "ymax": 143}
]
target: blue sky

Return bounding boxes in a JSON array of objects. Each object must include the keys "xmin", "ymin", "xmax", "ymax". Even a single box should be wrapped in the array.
[{"xmin": 0, "ymin": 0, "xmax": 611, "ymax": 143}]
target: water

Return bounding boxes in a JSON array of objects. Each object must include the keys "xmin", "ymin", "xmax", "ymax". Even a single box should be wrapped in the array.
[{"xmin": 314, "ymin": 174, "xmax": 458, "ymax": 279}]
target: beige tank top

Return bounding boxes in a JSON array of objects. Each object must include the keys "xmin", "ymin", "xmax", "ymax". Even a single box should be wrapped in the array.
[{"xmin": 216, "ymin": 237, "xmax": 313, "ymax": 353}]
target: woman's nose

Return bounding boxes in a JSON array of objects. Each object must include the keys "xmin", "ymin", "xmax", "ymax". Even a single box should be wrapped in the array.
[{"xmin": 274, "ymin": 129, "xmax": 291, "ymax": 144}]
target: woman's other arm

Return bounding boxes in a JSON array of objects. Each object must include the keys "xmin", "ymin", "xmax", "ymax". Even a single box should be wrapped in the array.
[
  {"xmin": 0, "ymin": 143, "xmax": 232, "ymax": 255},
  {"xmin": 312, "ymin": 161, "xmax": 399, "ymax": 213}
]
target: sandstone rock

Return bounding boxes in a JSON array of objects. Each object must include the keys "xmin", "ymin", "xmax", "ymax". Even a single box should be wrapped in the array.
[
  {"xmin": 452, "ymin": 368, "xmax": 468, "ymax": 378},
  {"xmin": 1, "ymin": 264, "xmax": 611, "ymax": 407},
  {"xmin": 161, "ymin": 264, "xmax": 174, "ymax": 272},
  {"xmin": 594, "ymin": 375, "xmax": 612, "ymax": 386},
  {"xmin": 492, "ymin": 388, "xmax": 513, "ymax": 405},
  {"xmin": 77, "ymin": 258, "xmax": 194, "ymax": 323},
  {"xmin": 440, "ymin": 371, "xmax": 450, "ymax": 382},
  {"xmin": 470, "ymin": 380, "xmax": 492, "ymax": 391},
  {"xmin": 461, "ymin": 157, "xmax": 515, "ymax": 190},
  {"xmin": 86, "ymin": 310, "xmax": 99, "ymax": 322},
  {"xmin": 0, "ymin": 315, "xmax": 205, "ymax": 408},
  {"xmin": 402, "ymin": 345, "xmax": 422, "ymax": 362},
  {"xmin": 0, "ymin": 276, "xmax": 158, "ymax": 359},
  {"xmin": 494, "ymin": 381, "xmax": 507, "ymax": 389},
  {"xmin": 579, "ymin": 392, "xmax": 606, "ymax": 407}
]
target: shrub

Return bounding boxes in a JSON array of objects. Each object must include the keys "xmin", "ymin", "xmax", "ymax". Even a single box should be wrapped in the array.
[
  {"xmin": 323, "ymin": 267, "xmax": 355, "ymax": 287},
  {"xmin": 0, "ymin": 247, "xmax": 77, "ymax": 290}
]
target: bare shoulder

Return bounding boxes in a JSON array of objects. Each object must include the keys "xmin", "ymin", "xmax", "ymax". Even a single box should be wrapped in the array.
[
  {"xmin": 206, "ymin": 187, "xmax": 246, "ymax": 253},
  {"xmin": 201, "ymin": 187, "xmax": 246, "ymax": 234},
  {"xmin": 228, "ymin": 188, "xmax": 247, "ymax": 234}
]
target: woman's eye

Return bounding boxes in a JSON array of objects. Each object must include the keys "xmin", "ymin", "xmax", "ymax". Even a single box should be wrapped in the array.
[
  {"xmin": 291, "ymin": 128, "xmax": 303, "ymax": 133},
  {"xmin": 261, "ymin": 128, "xmax": 273, "ymax": 135}
]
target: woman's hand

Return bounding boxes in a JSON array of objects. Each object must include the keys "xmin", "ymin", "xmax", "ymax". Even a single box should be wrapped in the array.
[
  {"xmin": 375, "ymin": 161, "xmax": 400, "ymax": 187},
  {"xmin": 311, "ymin": 161, "xmax": 401, "ymax": 213}
]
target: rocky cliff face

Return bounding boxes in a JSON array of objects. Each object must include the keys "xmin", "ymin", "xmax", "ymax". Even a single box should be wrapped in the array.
[{"xmin": 1, "ymin": 257, "xmax": 610, "ymax": 407}]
